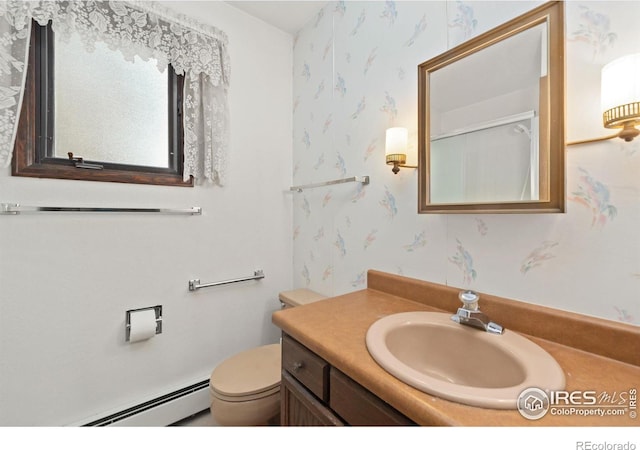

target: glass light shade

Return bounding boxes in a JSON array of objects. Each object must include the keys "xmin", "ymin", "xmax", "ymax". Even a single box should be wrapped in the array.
[
  {"xmin": 601, "ymin": 53, "xmax": 640, "ymax": 129},
  {"xmin": 385, "ymin": 127, "xmax": 408, "ymax": 156}
]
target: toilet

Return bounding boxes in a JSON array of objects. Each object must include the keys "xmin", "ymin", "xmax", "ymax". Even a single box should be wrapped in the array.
[{"xmin": 209, "ymin": 288, "xmax": 327, "ymax": 426}]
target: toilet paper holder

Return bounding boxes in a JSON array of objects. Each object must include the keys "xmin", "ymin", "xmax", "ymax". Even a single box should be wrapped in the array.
[{"xmin": 125, "ymin": 306, "xmax": 163, "ymax": 342}]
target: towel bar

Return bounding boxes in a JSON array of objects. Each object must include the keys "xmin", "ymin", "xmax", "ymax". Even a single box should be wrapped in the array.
[
  {"xmin": 188, "ymin": 270, "xmax": 265, "ymax": 291},
  {"xmin": 0, "ymin": 203, "xmax": 202, "ymax": 215},
  {"xmin": 290, "ymin": 176, "xmax": 369, "ymax": 192}
]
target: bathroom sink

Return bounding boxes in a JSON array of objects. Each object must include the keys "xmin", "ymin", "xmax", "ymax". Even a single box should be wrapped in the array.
[{"xmin": 366, "ymin": 311, "xmax": 565, "ymax": 409}]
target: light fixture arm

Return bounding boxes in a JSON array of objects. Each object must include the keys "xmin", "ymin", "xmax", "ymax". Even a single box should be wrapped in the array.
[
  {"xmin": 388, "ymin": 161, "xmax": 418, "ymax": 174},
  {"xmin": 566, "ymin": 123, "xmax": 639, "ymax": 146},
  {"xmin": 566, "ymin": 132, "xmax": 622, "ymax": 146},
  {"xmin": 386, "ymin": 152, "xmax": 418, "ymax": 174}
]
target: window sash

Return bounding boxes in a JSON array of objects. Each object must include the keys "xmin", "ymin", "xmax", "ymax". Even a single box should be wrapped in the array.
[{"xmin": 12, "ymin": 21, "xmax": 192, "ymax": 187}]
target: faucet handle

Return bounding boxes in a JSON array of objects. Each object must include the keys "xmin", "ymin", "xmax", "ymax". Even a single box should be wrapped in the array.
[{"xmin": 459, "ymin": 290, "xmax": 479, "ymax": 311}]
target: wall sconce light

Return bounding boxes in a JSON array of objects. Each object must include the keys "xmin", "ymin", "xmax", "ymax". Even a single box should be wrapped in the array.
[
  {"xmin": 385, "ymin": 127, "xmax": 417, "ymax": 174},
  {"xmin": 569, "ymin": 53, "xmax": 640, "ymax": 146},
  {"xmin": 601, "ymin": 53, "xmax": 640, "ymax": 142}
]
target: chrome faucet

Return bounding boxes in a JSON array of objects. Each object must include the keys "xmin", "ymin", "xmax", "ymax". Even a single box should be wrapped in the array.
[{"xmin": 451, "ymin": 290, "xmax": 504, "ymax": 335}]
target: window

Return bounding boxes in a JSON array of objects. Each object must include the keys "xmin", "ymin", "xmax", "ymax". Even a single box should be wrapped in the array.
[{"xmin": 12, "ymin": 21, "xmax": 192, "ymax": 187}]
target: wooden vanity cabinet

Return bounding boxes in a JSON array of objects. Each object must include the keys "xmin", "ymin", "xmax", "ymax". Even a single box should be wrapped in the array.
[
  {"xmin": 281, "ymin": 371, "xmax": 343, "ymax": 426},
  {"xmin": 280, "ymin": 334, "xmax": 415, "ymax": 426},
  {"xmin": 280, "ymin": 335, "xmax": 342, "ymax": 425}
]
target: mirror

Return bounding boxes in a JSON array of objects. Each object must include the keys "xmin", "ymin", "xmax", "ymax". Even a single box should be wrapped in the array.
[{"xmin": 418, "ymin": 1, "xmax": 565, "ymax": 213}]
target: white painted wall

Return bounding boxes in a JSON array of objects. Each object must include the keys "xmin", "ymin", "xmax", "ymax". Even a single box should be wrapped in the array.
[{"xmin": 0, "ymin": 1, "xmax": 293, "ymax": 426}]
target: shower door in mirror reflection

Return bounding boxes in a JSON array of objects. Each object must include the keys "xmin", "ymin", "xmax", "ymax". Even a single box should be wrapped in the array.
[{"xmin": 430, "ymin": 115, "xmax": 539, "ymax": 204}]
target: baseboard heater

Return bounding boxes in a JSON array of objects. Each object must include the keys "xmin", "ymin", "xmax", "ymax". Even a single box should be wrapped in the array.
[{"xmin": 82, "ymin": 380, "xmax": 210, "ymax": 427}]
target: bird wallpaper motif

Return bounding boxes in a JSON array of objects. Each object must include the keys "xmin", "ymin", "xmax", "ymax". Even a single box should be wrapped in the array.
[{"xmin": 292, "ymin": 1, "xmax": 640, "ymax": 325}]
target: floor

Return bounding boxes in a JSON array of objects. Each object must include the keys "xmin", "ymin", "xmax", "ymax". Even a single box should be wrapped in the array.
[
  {"xmin": 171, "ymin": 409, "xmax": 217, "ymax": 426},
  {"xmin": 171, "ymin": 408, "xmax": 280, "ymax": 427}
]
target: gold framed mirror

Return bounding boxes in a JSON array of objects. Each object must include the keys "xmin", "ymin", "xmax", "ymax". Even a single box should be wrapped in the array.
[{"xmin": 418, "ymin": 1, "xmax": 565, "ymax": 214}]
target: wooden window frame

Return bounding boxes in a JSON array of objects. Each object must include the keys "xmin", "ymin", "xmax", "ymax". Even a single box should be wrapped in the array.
[{"xmin": 12, "ymin": 21, "xmax": 193, "ymax": 187}]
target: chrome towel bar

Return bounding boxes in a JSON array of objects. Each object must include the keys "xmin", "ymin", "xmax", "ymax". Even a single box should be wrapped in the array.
[
  {"xmin": 189, "ymin": 270, "xmax": 265, "ymax": 291},
  {"xmin": 0, "ymin": 203, "xmax": 202, "ymax": 215},
  {"xmin": 290, "ymin": 175, "xmax": 369, "ymax": 192}
]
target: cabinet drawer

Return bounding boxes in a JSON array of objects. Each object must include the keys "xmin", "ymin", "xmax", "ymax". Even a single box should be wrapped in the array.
[
  {"xmin": 281, "ymin": 371, "xmax": 344, "ymax": 426},
  {"xmin": 329, "ymin": 368, "xmax": 415, "ymax": 426},
  {"xmin": 282, "ymin": 335, "xmax": 329, "ymax": 401}
]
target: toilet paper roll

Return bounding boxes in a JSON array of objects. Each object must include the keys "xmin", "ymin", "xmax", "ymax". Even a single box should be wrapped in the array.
[{"xmin": 128, "ymin": 309, "xmax": 158, "ymax": 343}]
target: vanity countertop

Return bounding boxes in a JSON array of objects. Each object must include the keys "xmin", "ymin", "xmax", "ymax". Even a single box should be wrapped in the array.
[{"xmin": 272, "ymin": 271, "xmax": 640, "ymax": 426}]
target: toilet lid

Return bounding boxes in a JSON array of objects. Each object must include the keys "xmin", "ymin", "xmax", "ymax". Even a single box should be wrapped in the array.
[
  {"xmin": 279, "ymin": 288, "xmax": 327, "ymax": 307},
  {"xmin": 210, "ymin": 343, "xmax": 281, "ymax": 398}
]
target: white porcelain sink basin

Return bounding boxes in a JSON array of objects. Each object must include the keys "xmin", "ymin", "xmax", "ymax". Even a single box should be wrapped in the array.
[{"xmin": 366, "ymin": 311, "xmax": 565, "ymax": 409}]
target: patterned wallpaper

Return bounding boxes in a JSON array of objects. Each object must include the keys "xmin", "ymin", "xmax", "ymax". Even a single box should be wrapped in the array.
[{"xmin": 292, "ymin": 1, "xmax": 640, "ymax": 325}]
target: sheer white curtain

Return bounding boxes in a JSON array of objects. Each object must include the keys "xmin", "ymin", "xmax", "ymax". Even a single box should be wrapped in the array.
[{"xmin": 0, "ymin": 0, "xmax": 230, "ymax": 185}]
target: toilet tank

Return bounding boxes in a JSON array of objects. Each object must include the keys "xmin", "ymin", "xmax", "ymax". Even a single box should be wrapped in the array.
[{"xmin": 279, "ymin": 289, "xmax": 327, "ymax": 308}]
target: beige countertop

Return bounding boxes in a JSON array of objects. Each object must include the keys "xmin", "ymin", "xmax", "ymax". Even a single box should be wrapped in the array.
[{"xmin": 272, "ymin": 272, "xmax": 640, "ymax": 426}]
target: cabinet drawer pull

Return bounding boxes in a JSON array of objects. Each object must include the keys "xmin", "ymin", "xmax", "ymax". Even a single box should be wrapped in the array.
[{"xmin": 292, "ymin": 361, "xmax": 304, "ymax": 372}]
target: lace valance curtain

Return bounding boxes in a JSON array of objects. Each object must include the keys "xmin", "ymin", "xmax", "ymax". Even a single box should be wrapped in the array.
[{"xmin": 0, "ymin": 0, "xmax": 230, "ymax": 185}]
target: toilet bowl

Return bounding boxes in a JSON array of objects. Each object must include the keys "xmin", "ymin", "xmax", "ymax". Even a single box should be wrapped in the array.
[
  {"xmin": 210, "ymin": 344, "xmax": 281, "ymax": 426},
  {"xmin": 209, "ymin": 288, "xmax": 326, "ymax": 426}
]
